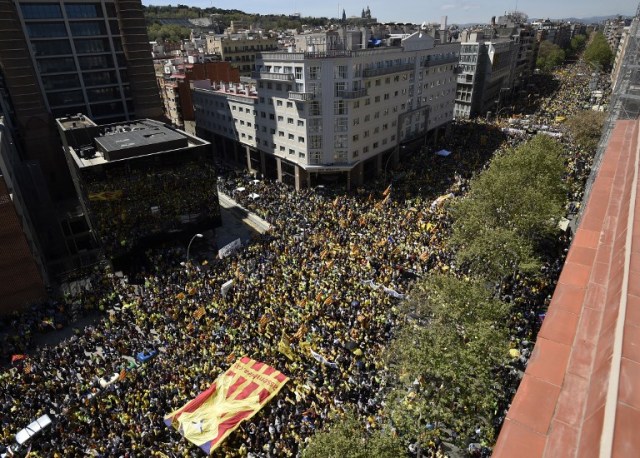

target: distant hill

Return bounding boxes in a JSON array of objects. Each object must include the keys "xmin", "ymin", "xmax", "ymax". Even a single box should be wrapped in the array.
[{"xmin": 452, "ymin": 14, "xmax": 631, "ymax": 28}]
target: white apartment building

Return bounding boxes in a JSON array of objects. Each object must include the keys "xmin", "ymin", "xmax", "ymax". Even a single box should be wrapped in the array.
[{"xmin": 194, "ymin": 31, "xmax": 459, "ymax": 189}]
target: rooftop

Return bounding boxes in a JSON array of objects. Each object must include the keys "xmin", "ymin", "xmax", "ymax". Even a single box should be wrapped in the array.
[{"xmin": 493, "ymin": 118, "xmax": 640, "ymax": 458}]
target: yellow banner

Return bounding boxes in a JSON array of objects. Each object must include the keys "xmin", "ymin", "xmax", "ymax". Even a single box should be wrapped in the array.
[{"xmin": 164, "ymin": 357, "xmax": 289, "ymax": 455}]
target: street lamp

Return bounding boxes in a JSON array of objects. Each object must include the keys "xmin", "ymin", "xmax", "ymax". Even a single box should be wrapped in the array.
[{"xmin": 186, "ymin": 233, "xmax": 204, "ymax": 262}]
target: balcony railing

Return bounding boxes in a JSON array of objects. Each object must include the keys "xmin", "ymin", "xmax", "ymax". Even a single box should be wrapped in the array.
[
  {"xmin": 337, "ymin": 88, "xmax": 368, "ymax": 99},
  {"xmin": 424, "ymin": 55, "xmax": 460, "ymax": 67},
  {"xmin": 251, "ymin": 71, "xmax": 294, "ymax": 81},
  {"xmin": 288, "ymin": 91, "xmax": 316, "ymax": 102},
  {"xmin": 363, "ymin": 62, "xmax": 414, "ymax": 78}
]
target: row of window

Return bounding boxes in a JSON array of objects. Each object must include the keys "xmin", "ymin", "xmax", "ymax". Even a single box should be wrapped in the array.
[
  {"xmin": 21, "ymin": 3, "xmax": 115, "ymax": 20},
  {"xmin": 42, "ymin": 70, "xmax": 125, "ymax": 90},
  {"xmin": 46, "ymin": 86, "xmax": 126, "ymax": 106},
  {"xmin": 31, "ymin": 35, "xmax": 121, "ymax": 56},
  {"xmin": 26, "ymin": 20, "xmax": 118, "ymax": 39},
  {"xmin": 37, "ymin": 53, "xmax": 126, "ymax": 73}
]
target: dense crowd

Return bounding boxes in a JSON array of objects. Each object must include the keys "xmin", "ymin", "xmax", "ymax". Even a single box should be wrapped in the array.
[{"xmin": 0, "ymin": 61, "xmax": 604, "ymax": 457}]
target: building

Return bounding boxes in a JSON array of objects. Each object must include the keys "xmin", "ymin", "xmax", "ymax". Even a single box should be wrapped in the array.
[
  {"xmin": 56, "ymin": 115, "xmax": 221, "ymax": 265},
  {"xmin": 0, "ymin": 0, "xmax": 164, "ymax": 279},
  {"xmin": 205, "ymin": 34, "xmax": 279, "ymax": 76},
  {"xmin": 0, "ymin": 107, "xmax": 46, "ymax": 314},
  {"xmin": 156, "ymin": 59, "xmax": 240, "ymax": 130},
  {"xmin": 455, "ymin": 30, "xmax": 516, "ymax": 119},
  {"xmin": 194, "ymin": 29, "xmax": 460, "ymax": 189}
]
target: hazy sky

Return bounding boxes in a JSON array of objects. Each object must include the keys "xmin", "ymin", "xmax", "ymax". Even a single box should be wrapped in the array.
[{"xmin": 142, "ymin": 0, "xmax": 636, "ymax": 25}]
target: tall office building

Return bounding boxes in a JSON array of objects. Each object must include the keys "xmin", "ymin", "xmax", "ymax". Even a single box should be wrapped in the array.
[{"xmin": 0, "ymin": 0, "xmax": 163, "ymax": 285}]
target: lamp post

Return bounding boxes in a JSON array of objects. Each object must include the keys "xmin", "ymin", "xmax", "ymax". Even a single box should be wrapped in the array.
[{"xmin": 186, "ymin": 233, "xmax": 204, "ymax": 262}]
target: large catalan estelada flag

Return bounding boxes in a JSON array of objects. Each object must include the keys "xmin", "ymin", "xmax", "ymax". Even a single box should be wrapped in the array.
[{"xmin": 164, "ymin": 356, "xmax": 289, "ymax": 455}]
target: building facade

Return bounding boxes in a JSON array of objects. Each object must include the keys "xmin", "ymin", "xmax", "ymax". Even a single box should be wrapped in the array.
[
  {"xmin": 205, "ymin": 34, "xmax": 279, "ymax": 76},
  {"xmin": 194, "ymin": 31, "xmax": 460, "ymax": 189},
  {"xmin": 0, "ymin": 0, "xmax": 164, "ymax": 279},
  {"xmin": 56, "ymin": 115, "xmax": 221, "ymax": 264},
  {"xmin": 454, "ymin": 30, "xmax": 516, "ymax": 119}
]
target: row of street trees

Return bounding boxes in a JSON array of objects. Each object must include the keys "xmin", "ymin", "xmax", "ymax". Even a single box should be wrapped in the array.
[
  {"xmin": 302, "ymin": 135, "xmax": 568, "ymax": 456},
  {"xmin": 536, "ymin": 30, "xmax": 615, "ymax": 73}
]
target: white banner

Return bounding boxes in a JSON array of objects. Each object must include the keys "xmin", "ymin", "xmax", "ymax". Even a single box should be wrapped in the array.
[
  {"xmin": 221, "ymin": 279, "xmax": 234, "ymax": 298},
  {"xmin": 218, "ymin": 238, "xmax": 242, "ymax": 259}
]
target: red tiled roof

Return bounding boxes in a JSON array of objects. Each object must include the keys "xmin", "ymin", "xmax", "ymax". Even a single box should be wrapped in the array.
[{"xmin": 494, "ymin": 119, "xmax": 640, "ymax": 457}]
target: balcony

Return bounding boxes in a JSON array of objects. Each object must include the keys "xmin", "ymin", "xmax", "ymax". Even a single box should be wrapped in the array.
[
  {"xmin": 288, "ymin": 91, "xmax": 316, "ymax": 102},
  {"xmin": 337, "ymin": 88, "xmax": 368, "ymax": 99},
  {"xmin": 423, "ymin": 55, "xmax": 460, "ymax": 68},
  {"xmin": 363, "ymin": 62, "xmax": 414, "ymax": 78},
  {"xmin": 251, "ymin": 71, "xmax": 294, "ymax": 82}
]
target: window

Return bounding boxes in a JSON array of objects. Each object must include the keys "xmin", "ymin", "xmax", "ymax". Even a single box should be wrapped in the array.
[
  {"xmin": 353, "ymin": 100, "xmax": 359, "ymax": 109},
  {"xmin": 353, "ymin": 150, "xmax": 359, "ymax": 158},
  {"xmin": 70, "ymin": 21, "xmax": 106, "ymax": 36},
  {"xmin": 286, "ymin": 102, "xmax": 293, "ymax": 108},
  {"xmin": 335, "ymin": 118, "xmax": 348, "ymax": 132},
  {"xmin": 364, "ymin": 115, "xmax": 370, "ymax": 122},
  {"xmin": 298, "ymin": 136, "xmax": 305, "ymax": 143},
  {"xmin": 288, "ymin": 134, "xmax": 294, "ymax": 140},
  {"xmin": 287, "ymin": 118, "xmax": 294, "ymax": 124},
  {"xmin": 21, "ymin": 3, "xmax": 62, "ymax": 19},
  {"xmin": 278, "ymin": 131, "xmax": 284, "ymax": 137},
  {"xmin": 309, "ymin": 66, "xmax": 321, "ymax": 80},
  {"xmin": 276, "ymin": 100, "xmax": 283, "ymax": 106},
  {"xmin": 32, "ymin": 40, "xmax": 72, "ymax": 56},
  {"xmin": 280, "ymin": 146, "xmax": 286, "ymax": 152},
  {"xmin": 310, "ymin": 135, "xmax": 322, "ymax": 148},
  {"xmin": 43, "ymin": 74, "xmax": 80, "ymax": 90},
  {"xmin": 74, "ymin": 38, "xmax": 110, "ymax": 54},
  {"xmin": 365, "ymin": 98, "xmax": 371, "ymax": 106},
  {"xmin": 26, "ymin": 22, "xmax": 67, "ymax": 38},
  {"xmin": 334, "ymin": 65, "xmax": 347, "ymax": 79},
  {"xmin": 309, "ymin": 101, "xmax": 321, "ymax": 116},
  {"xmin": 353, "ymin": 134, "xmax": 359, "ymax": 142},
  {"xmin": 65, "ymin": 4, "xmax": 103, "ymax": 18},
  {"xmin": 290, "ymin": 149, "xmax": 296, "ymax": 155},
  {"xmin": 277, "ymin": 115, "xmax": 284, "ymax": 121},
  {"xmin": 269, "ymin": 114, "xmax": 275, "ymax": 120},
  {"xmin": 295, "ymin": 67, "xmax": 303, "ymax": 79},
  {"xmin": 334, "ymin": 100, "xmax": 346, "ymax": 115},
  {"xmin": 47, "ymin": 90, "xmax": 84, "ymax": 106},
  {"xmin": 77, "ymin": 55, "xmax": 113, "ymax": 70},
  {"xmin": 297, "ymin": 120, "xmax": 304, "ymax": 127}
]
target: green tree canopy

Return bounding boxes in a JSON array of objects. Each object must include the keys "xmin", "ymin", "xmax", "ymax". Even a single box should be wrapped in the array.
[
  {"xmin": 536, "ymin": 40, "xmax": 566, "ymax": 72},
  {"xmin": 565, "ymin": 110, "xmax": 606, "ymax": 153},
  {"xmin": 147, "ymin": 23, "xmax": 191, "ymax": 43},
  {"xmin": 301, "ymin": 411, "xmax": 404, "ymax": 458},
  {"xmin": 386, "ymin": 274, "xmax": 510, "ymax": 447},
  {"xmin": 584, "ymin": 32, "xmax": 614, "ymax": 70},
  {"xmin": 570, "ymin": 34, "xmax": 587, "ymax": 53},
  {"xmin": 449, "ymin": 135, "xmax": 567, "ymax": 282}
]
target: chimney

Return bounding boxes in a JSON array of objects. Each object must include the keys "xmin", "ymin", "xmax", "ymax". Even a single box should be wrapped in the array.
[
  {"xmin": 440, "ymin": 15, "xmax": 447, "ymax": 30},
  {"xmin": 491, "ymin": 16, "xmax": 496, "ymax": 27}
]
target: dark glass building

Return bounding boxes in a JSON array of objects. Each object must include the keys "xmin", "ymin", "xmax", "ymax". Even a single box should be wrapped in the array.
[{"xmin": 56, "ymin": 115, "xmax": 221, "ymax": 263}]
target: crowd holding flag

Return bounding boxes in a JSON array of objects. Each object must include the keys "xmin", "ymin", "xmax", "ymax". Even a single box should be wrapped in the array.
[{"xmin": 164, "ymin": 357, "xmax": 288, "ymax": 455}]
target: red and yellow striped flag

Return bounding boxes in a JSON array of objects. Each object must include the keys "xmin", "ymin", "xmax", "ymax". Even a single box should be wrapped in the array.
[{"xmin": 164, "ymin": 357, "xmax": 289, "ymax": 455}]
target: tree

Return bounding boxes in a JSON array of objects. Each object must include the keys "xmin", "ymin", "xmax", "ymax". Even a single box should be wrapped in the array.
[
  {"xmin": 449, "ymin": 135, "xmax": 567, "ymax": 282},
  {"xmin": 147, "ymin": 23, "xmax": 191, "ymax": 43},
  {"xmin": 301, "ymin": 411, "xmax": 404, "ymax": 458},
  {"xmin": 584, "ymin": 32, "xmax": 613, "ymax": 70},
  {"xmin": 565, "ymin": 110, "xmax": 606, "ymax": 153},
  {"xmin": 570, "ymin": 34, "xmax": 587, "ymax": 54},
  {"xmin": 386, "ymin": 274, "xmax": 510, "ymax": 448},
  {"xmin": 536, "ymin": 41, "xmax": 565, "ymax": 72}
]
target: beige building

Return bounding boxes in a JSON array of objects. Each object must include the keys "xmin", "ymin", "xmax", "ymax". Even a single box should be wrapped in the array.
[{"xmin": 205, "ymin": 34, "xmax": 279, "ymax": 76}]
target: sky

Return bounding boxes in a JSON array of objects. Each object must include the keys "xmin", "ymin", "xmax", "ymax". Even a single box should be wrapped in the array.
[{"xmin": 142, "ymin": 0, "xmax": 636, "ymax": 25}]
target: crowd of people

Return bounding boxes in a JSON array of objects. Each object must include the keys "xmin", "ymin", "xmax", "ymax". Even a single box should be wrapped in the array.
[{"xmin": 0, "ymin": 60, "xmax": 605, "ymax": 457}]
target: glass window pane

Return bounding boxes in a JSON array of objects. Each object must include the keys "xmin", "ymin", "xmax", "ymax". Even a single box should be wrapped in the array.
[
  {"xmin": 65, "ymin": 4, "xmax": 103, "ymax": 18},
  {"xmin": 26, "ymin": 23, "xmax": 67, "ymax": 38},
  {"xmin": 74, "ymin": 38, "xmax": 110, "ymax": 54},
  {"xmin": 31, "ymin": 40, "xmax": 72, "ymax": 56},
  {"xmin": 20, "ymin": 3, "xmax": 62, "ymax": 19},
  {"xmin": 37, "ymin": 57, "xmax": 76, "ymax": 74},
  {"xmin": 42, "ymin": 74, "xmax": 80, "ymax": 90},
  {"xmin": 83, "ymin": 70, "xmax": 118, "ymax": 87},
  {"xmin": 91, "ymin": 101, "xmax": 124, "ymax": 117},
  {"xmin": 70, "ymin": 21, "xmax": 106, "ymax": 37},
  {"xmin": 78, "ymin": 54, "xmax": 113, "ymax": 70},
  {"xmin": 87, "ymin": 86, "xmax": 121, "ymax": 102},
  {"xmin": 47, "ymin": 90, "xmax": 84, "ymax": 107}
]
